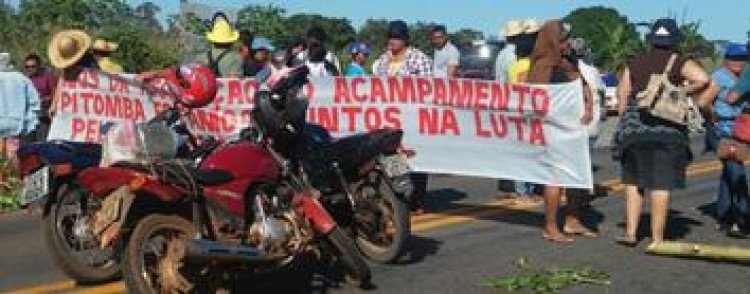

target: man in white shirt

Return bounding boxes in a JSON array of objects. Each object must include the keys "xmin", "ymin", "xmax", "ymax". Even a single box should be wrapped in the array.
[
  {"xmin": 431, "ymin": 25, "xmax": 460, "ymax": 78},
  {"xmin": 494, "ymin": 20, "xmax": 525, "ymax": 82}
]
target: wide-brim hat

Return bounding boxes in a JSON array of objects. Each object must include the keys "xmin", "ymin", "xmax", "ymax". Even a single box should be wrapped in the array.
[
  {"xmin": 206, "ymin": 17, "xmax": 240, "ymax": 44},
  {"xmin": 522, "ymin": 19, "xmax": 542, "ymax": 34},
  {"xmin": 500, "ymin": 20, "xmax": 525, "ymax": 37},
  {"xmin": 48, "ymin": 30, "xmax": 92, "ymax": 69},
  {"xmin": 647, "ymin": 18, "xmax": 681, "ymax": 47},
  {"xmin": 92, "ymin": 39, "xmax": 119, "ymax": 52}
]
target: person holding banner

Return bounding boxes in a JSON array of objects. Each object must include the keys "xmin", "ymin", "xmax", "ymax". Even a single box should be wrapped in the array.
[
  {"xmin": 528, "ymin": 20, "xmax": 595, "ymax": 244},
  {"xmin": 615, "ymin": 18, "xmax": 716, "ymax": 247},
  {"xmin": 374, "ymin": 20, "xmax": 433, "ymax": 213}
]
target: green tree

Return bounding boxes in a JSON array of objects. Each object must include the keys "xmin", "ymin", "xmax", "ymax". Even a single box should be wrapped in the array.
[
  {"xmin": 284, "ymin": 14, "xmax": 356, "ymax": 50},
  {"xmin": 450, "ymin": 28, "xmax": 484, "ymax": 47},
  {"xmin": 565, "ymin": 6, "xmax": 643, "ymax": 72},
  {"xmin": 235, "ymin": 5, "xmax": 288, "ymax": 48}
]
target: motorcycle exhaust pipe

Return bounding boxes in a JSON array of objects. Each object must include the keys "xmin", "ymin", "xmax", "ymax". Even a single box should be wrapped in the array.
[{"xmin": 182, "ymin": 239, "xmax": 276, "ymax": 265}]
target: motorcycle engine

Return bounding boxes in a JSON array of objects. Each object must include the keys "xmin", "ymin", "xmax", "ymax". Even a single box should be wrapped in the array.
[{"xmin": 246, "ymin": 211, "xmax": 302, "ymax": 257}]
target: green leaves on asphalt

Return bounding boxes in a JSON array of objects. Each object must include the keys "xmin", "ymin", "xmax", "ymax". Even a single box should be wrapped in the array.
[
  {"xmin": 479, "ymin": 257, "xmax": 610, "ymax": 293},
  {"xmin": 0, "ymin": 156, "xmax": 22, "ymax": 213}
]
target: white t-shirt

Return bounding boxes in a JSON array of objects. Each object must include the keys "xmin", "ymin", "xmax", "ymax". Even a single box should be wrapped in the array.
[
  {"xmin": 494, "ymin": 44, "xmax": 516, "ymax": 82},
  {"xmin": 432, "ymin": 42, "xmax": 460, "ymax": 77},
  {"xmin": 577, "ymin": 60, "xmax": 603, "ymax": 139}
]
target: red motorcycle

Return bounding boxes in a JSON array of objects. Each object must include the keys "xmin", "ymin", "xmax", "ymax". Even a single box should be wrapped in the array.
[{"xmin": 76, "ymin": 66, "xmax": 371, "ymax": 292}]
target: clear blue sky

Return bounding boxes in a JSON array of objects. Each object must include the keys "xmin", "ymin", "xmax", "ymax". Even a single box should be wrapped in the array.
[{"xmin": 9, "ymin": 0, "xmax": 750, "ymax": 41}]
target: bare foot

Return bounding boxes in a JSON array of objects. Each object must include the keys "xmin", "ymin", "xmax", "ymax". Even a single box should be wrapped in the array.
[
  {"xmin": 543, "ymin": 230, "xmax": 574, "ymax": 244},
  {"xmin": 563, "ymin": 225, "xmax": 599, "ymax": 238}
]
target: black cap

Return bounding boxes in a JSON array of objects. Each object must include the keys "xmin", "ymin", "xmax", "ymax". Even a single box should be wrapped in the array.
[
  {"xmin": 306, "ymin": 26, "xmax": 327, "ymax": 42},
  {"xmin": 388, "ymin": 20, "xmax": 409, "ymax": 41},
  {"xmin": 647, "ymin": 18, "xmax": 681, "ymax": 47}
]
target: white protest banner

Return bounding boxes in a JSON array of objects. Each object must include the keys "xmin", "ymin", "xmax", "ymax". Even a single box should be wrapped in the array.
[{"xmin": 49, "ymin": 71, "xmax": 592, "ymax": 189}]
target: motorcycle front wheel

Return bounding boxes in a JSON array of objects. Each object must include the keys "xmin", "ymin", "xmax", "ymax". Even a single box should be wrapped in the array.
[
  {"xmin": 352, "ymin": 172, "xmax": 410, "ymax": 263},
  {"xmin": 325, "ymin": 227, "xmax": 372, "ymax": 287},
  {"xmin": 43, "ymin": 183, "xmax": 120, "ymax": 284}
]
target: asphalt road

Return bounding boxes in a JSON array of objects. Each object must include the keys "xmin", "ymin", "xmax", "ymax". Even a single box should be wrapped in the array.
[{"xmin": 2, "ymin": 136, "xmax": 750, "ymax": 293}]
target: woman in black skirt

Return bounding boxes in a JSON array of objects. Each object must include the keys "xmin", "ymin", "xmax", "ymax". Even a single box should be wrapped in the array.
[{"xmin": 615, "ymin": 18, "xmax": 716, "ymax": 247}]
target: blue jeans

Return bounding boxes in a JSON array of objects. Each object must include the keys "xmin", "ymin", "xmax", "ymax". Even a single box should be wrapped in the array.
[{"xmin": 717, "ymin": 160, "xmax": 750, "ymax": 226}]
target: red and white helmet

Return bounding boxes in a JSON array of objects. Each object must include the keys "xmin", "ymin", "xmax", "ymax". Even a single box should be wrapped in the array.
[{"xmin": 163, "ymin": 63, "xmax": 218, "ymax": 108}]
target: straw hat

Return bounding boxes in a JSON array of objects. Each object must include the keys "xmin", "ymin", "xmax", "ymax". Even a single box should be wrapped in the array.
[
  {"xmin": 92, "ymin": 39, "xmax": 119, "ymax": 52},
  {"xmin": 48, "ymin": 30, "xmax": 92, "ymax": 69},
  {"xmin": 205, "ymin": 17, "xmax": 240, "ymax": 44},
  {"xmin": 522, "ymin": 19, "xmax": 543, "ymax": 34},
  {"xmin": 500, "ymin": 20, "xmax": 525, "ymax": 37}
]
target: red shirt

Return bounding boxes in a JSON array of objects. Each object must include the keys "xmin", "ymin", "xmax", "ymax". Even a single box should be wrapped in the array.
[{"xmin": 29, "ymin": 70, "xmax": 57, "ymax": 100}]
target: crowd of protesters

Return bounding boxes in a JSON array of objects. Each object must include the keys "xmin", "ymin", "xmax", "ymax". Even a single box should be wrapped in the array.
[{"xmin": 8, "ymin": 10, "xmax": 750, "ymax": 249}]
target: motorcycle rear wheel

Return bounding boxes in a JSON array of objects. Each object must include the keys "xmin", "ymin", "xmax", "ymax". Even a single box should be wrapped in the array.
[
  {"xmin": 122, "ymin": 214, "xmax": 213, "ymax": 294},
  {"xmin": 353, "ymin": 173, "xmax": 410, "ymax": 263},
  {"xmin": 43, "ymin": 183, "xmax": 120, "ymax": 284}
]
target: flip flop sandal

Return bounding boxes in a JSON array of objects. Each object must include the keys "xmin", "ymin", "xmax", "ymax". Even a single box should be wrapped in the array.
[
  {"xmin": 543, "ymin": 233, "xmax": 574, "ymax": 244},
  {"xmin": 564, "ymin": 227, "xmax": 599, "ymax": 238},
  {"xmin": 615, "ymin": 235, "xmax": 637, "ymax": 247}
]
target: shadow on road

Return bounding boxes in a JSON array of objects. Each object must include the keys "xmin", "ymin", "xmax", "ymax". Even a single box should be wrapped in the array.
[
  {"xmin": 392, "ymin": 235, "xmax": 442, "ymax": 265},
  {"xmin": 616, "ymin": 209, "xmax": 704, "ymax": 241}
]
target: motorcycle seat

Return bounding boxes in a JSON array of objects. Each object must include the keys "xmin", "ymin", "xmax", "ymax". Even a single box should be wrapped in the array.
[
  {"xmin": 194, "ymin": 169, "xmax": 235, "ymax": 186},
  {"xmin": 112, "ymin": 161, "xmax": 235, "ymax": 187}
]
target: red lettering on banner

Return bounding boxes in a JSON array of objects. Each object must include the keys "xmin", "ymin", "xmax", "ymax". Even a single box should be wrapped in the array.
[
  {"xmin": 243, "ymin": 80, "xmax": 260, "ymax": 105},
  {"xmin": 490, "ymin": 82, "xmax": 510, "ymax": 111},
  {"xmin": 384, "ymin": 107, "xmax": 401, "ymax": 129},
  {"xmin": 528, "ymin": 118, "xmax": 546, "ymax": 145},
  {"xmin": 103, "ymin": 95, "xmax": 122, "ymax": 117},
  {"xmin": 92, "ymin": 94, "xmax": 104, "ymax": 115},
  {"xmin": 507, "ymin": 116, "xmax": 525, "ymax": 141},
  {"xmin": 80, "ymin": 92, "xmax": 93, "ymax": 114},
  {"xmin": 71, "ymin": 119, "xmax": 84, "ymax": 140},
  {"xmin": 190, "ymin": 109, "xmax": 222, "ymax": 133},
  {"xmin": 304, "ymin": 82, "xmax": 315, "ymax": 101},
  {"xmin": 531, "ymin": 88, "xmax": 550, "ymax": 116},
  {"xmin": 513, "ymin": 85, "xmax": 530, "ymax": 114},
  {"xmin": 441, "ymin": 109, "xmax": 460, "ymax": 135},
  {"xmin": 490, "ymin": 114, "xmax": 508, "ymax": 137},
  {"xmin": 415, "ymin": 77, "xmax": 431, "ymax": 104},
  {"xmin": 388, "ymin": 76, "xmax": 415, "ymax": 103},
  {"xmin": 334, "ymin": 77, "xmax": 351, "ymax": 103},
  {"xmin": 418, "ymin": 108, "xmax": 438, "ymax": 135},
  {"xmin": 70, "ymin": 118, "xmax": 102, "ymax": 142},
  {"xmin": 79, "ymin": 70, "xmax": 98, "ymax": 89},
  {"xmin": 351, "ymin": 77, "xmax": 367, "ymax": 102},
  {"xmin": 222, "ymin": 109, "xmax": 236, "ymax": 133},
  {"xmin": 418, "ymin": 108, "xmax": 459, "ymax": 136},
  {"xmin": 341, "ymin": 106, "xmax": 362, "ymax": 132},
  {"xmin": 226, "ymin": 80, "xmax": 243, "ymax": 104},
  {"xmin": 446, "ymin": 79, "xmax": 474, "ymax": 108},
  {"xmin": 433, "ymin": 78, "xmax": 447, "ymax": 105},
  {"xmin": 475, "ymin": 81, "xmax": 489, "ymax": 110},
  {"xmin": 371, "ymin": 77, "xmax": 387, "ymax": 103},
  {"xmin": 311, "ymin": 107, "xmax": 340, "ymax": 132},
  {"xmin": 474, "ymin": 111, "xmax": 491, "ymax": 137},
  {"xmin": 59, "ymin": 92, "xmax": 75, "ymax": 113},
  {"xmin": 122, "ymin": 97, "xmax": 133, "ymax": 118},
  {"xmin": 364, "ymin": 107, "xmax": 382, "ymax": 131},
  {"xmin": 109, "ymin": 77, "xmax": 128, "ymax": 93},
  {"xmin": 133, "ymin": 100, "xmax": 145, "ymax": 120}
]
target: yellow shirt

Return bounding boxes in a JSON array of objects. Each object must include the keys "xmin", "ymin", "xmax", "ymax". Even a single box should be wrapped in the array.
[
  {"xmin": 508, "ymin": 58, "xmax": 531, "ymax": 83},
  {"xmin": 97, "ymin": 57, "xmax": 124, "ymax": 74}
]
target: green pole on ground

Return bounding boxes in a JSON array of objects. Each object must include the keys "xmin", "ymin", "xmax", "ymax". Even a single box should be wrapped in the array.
[{"xmin": 646, "ymin": 241, "xmax": 750, "ymax": 263}]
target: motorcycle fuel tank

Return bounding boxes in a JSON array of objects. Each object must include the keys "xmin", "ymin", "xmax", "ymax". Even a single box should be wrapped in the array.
[{"xmin": 199, "ymin": 142, "xmax": 280, "ymax": 216}]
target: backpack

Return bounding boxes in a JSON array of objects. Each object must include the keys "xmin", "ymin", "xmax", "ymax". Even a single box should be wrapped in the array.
[
  {"xmin": 207, "ymin": 49, "xmax": 231, "ymax": 77},
  {"xmin": 635, "ymin": 54, "xmax": 692, "ymax": 125}
]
